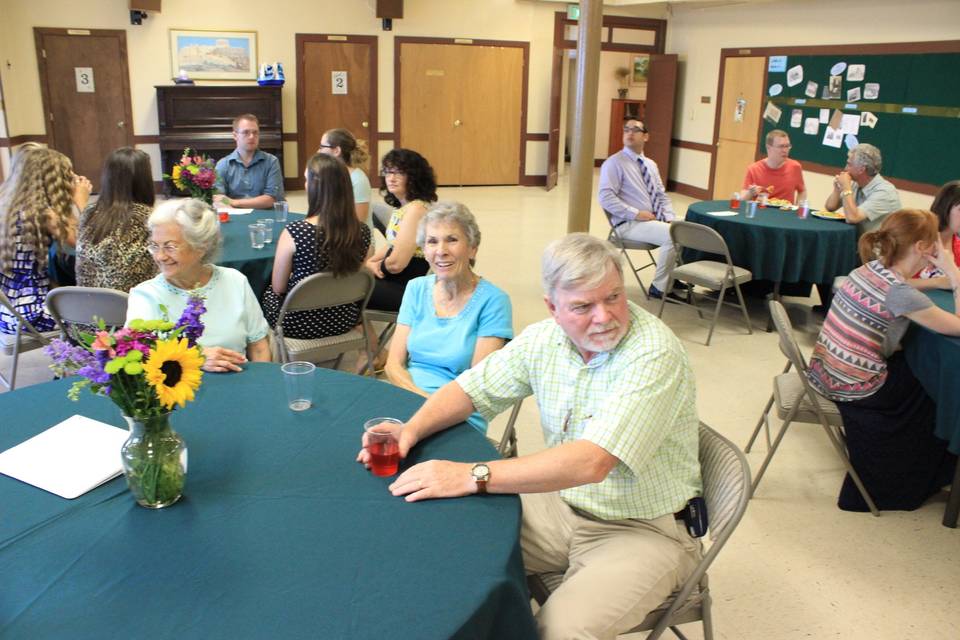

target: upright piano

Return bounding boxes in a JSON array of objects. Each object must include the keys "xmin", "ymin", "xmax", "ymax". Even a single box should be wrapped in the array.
[{"xmin": 156, "ymin": 85, "xmax": 284, "ymax": 194}]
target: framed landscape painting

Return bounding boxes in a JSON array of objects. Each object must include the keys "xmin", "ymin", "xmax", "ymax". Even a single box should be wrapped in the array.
[
  {"xmin": 631, "ymin": 54, "xmax": 650, "ymax": 86},
  {"xmin": 169, "ymin": 29, "xmax": 258, "ymax": 81}
]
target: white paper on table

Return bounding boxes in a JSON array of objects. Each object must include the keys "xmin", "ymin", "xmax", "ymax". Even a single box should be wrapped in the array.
[
  {"xmin": 762, "ymin": 101, "xmax": 782, "ymax": 124},
  {"xmin": 804, "ymin": 81, "xmax": 818, "ymax": 98},
  {"xmin": 819, "ymin": 108, "xmax": 830, "ymax": 124},
  {"xmin": 215, "ymin": 205, "xmax": 254, "ymax": 215},
  {"xmin": 704, "ymin": 210, "xmax": 740, "ymax": 217},
  {"xmin": 0, "ymin": 415, "xmax": 128, "ymax": 499},
  {"xmin": 803, "ymin": 118, "xmax": 820, "ymax": 135},
  {"xmin": 790, "ymin": 109, "xmax": 803, "ymax": 128},
  {"xmin": 864, "ymin": 83, "xmax": 879, "ymax": 100},
  {"xmin": 847, "ymin": 64, "xmax": 866, "ymax": 81},
  {"xmin": 822, "ymin": 126, "xmax": 843, "ymax": 148},
  {"xmin": 860, "ymin": 112, "xmax": 878, "ymax": 128},
  {"xmin": 847, "ymin": 87, "xmax": 861, "ymax": 102},
  {"xmin": 786, "ymin": 65, "xmax": 803, "ymax": 87},
  {"xmin": 840, "ymin": 113, "xmax": 861, "ymax": 135}
]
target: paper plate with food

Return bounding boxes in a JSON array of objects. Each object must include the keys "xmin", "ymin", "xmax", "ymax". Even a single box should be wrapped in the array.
[
  {"xmin": 768, "ymin": 197, "xmax": 793, "ymax": 207},
  {"xmin": 811, "ymin": 209, "xmax": 846, "ymax": 220}
]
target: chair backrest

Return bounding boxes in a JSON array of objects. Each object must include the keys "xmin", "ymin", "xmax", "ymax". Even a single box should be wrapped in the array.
[
  {"xmin": 669, "ymin": 221, "xmax": 734, "ymax": 264},
  {"xmin": 0, "ymin": 290, "xmax": 52, "ymax": 346},
  {"xmin": 371, "ymin": 202, "xmax": 393, "ymax": 231},
  {"xmin": 45, "ymin": 287, "xmax": 130, "ymax": 341},
  {"xmin": 277, "ymin": 270, "xmax": 374, "ymax": 320},
  {"xmin": 768, "ymin": 300, "xmax": 809, "ymax": 373}
]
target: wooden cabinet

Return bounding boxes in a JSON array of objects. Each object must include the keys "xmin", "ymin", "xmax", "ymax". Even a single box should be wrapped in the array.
[
  {"xmin": 608, "ymin": 99, "xmax": 645, "ymax": 156},
  {"xmin": 156, "ymin": 85, "xmax": 283, "ymax": 192}
]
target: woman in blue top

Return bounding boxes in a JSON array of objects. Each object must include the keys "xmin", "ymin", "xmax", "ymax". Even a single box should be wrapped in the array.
[{"xmin": 385, "ymin": 202, "xmax": 513, "ymax": 433}]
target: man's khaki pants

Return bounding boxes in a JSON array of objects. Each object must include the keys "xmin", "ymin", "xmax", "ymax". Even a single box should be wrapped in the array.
[{"xmin": 521, "ymin": 492, "xmax": 702, "ymax": 640}]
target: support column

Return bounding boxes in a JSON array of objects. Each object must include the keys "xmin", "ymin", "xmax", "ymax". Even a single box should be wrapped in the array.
[{"xmin": 566, "ymin": 0, "xmax": 603, "ymax": 233}]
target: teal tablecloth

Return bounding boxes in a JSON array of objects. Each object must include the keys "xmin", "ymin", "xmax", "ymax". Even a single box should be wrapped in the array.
[
  {"xmin": 903, "ymin": 289, "xmax": 960, "ymax": 455},
  {"xmin": 0, "ymin": 364, "xmax": 536, "ymax": 639},
  {"xmin": 684, "ymin": 201, "xmax": 859, "ymax": 284},
  {"xmin": 218, "ymin": 210, "xmax": 305, "ymax": 297}
]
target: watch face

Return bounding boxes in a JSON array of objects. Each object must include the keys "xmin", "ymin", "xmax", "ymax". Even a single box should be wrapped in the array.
[{"xmin": 473, "ymin": 464, "xmax": 490, "ymax": 479}]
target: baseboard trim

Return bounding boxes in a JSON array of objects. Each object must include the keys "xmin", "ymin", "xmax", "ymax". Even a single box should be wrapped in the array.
[
  {"xmin": 667, "ymin": 179, "xmax": 710, "ymax": 201},
  {"xmin": 520, "ymin": 175, "xmax": 547, "ymax": 186}
]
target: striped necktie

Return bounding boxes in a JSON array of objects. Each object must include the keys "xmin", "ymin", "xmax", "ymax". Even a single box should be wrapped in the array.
[{"xmin": 637, "ymin": 157, "xmax": 665, "ymax": 221}]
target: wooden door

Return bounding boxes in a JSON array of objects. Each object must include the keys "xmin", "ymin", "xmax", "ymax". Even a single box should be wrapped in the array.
[
  {"xmin": 643, "ymin": 54, "xmax": 678, "ymax": 182},
  {"xmin": 399, "ymin": 41, "xmax": 524, "ymax": 186},
  {"xmin": 713, "ymin": 56, "xmax": 766, "ymax": 198},
  {"xmin": 545, "ymin": 47, "xmax": 564, "ymax": 190},
  {"xmin": 34, "ymin": 28, "xmax": 134, "ymax": 191},
  {"xmin": 298, "ymin": 36, "xmax": 377, "ymax": 183},
  {"xmin": 458, "ymin": 46, "xmax": 522, "ymax": 185},
  {"xmin": 399, "ymin": 42, "xmax": 463, "ymax": 185}
]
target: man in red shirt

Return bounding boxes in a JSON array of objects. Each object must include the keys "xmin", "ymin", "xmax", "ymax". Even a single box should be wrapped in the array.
[{"xmin": 739, "ymin": 130, "xmax": 806, "ymax": 204}]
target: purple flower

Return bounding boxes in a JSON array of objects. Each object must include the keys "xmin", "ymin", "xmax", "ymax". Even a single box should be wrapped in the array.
[
  {"xmin": 175, "ymin": 296, "xmax": 206, "ymax": 347},
  {"xmin": 44, "ymin": 339, "xmax": 97, "ymax": 370},
  {"xmin": 76, "ymin": 364, "xmax": 111, "ymax": 386}
]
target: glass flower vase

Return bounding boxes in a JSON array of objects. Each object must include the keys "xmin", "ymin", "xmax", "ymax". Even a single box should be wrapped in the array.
[{"xmin": 120, "ymin": 413, "xmax": 187, "ymax": 509}]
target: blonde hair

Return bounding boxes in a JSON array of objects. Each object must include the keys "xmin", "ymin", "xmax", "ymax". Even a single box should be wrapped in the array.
[
  {"xmin": 323, "ymin": 128, "xmax": 370, "ymax": 169},
  {"xmin": 0, "ymin": 147, "xmax": 75, "ymax": 273}
]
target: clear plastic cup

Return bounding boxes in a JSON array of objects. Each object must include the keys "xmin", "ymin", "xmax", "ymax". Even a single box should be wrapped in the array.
[
  {"xmin": 260, "ymin": 218, "xmax": 274, "ymax": 243},
  {"xmin": 249, "ymin": 223, "xmax": 266, "ymax": 249},
  {"xmin": 282, "ymin": 361, "xmax": 316, "ymax": 411},
  {"xmin": 363, "ymin": 418, "xmax": 403, "ymax": 476},
  {"xmin": 273, "ymin": 201, "xmax": 289, "ymax": 224}
]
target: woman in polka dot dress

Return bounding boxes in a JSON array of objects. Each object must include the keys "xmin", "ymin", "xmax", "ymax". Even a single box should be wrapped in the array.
[{"xmin": 262, "ymin": 153, "xmax": 371, "ymax": 338}]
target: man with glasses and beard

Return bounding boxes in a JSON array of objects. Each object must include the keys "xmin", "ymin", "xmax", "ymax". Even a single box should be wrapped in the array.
[
  {"xmin": 358, "ymin": 234, "xmax": 703, "ymax": 640},
  {"xmin": 598, "ymin": 118, "xmax": 679, "ymax": 300},
  {"xmin": 213, "ymin": 113, "xmax": 284, "ymax": 210}
]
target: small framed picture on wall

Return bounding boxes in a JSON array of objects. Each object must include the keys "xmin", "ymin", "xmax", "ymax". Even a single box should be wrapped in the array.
[
  {"xmin": 169, "ymin": 29, "xmax": 258, "ymax": 81},
  {"xmin": 631, "ymin": 54, "xmax": 650, "ymax": 86}
]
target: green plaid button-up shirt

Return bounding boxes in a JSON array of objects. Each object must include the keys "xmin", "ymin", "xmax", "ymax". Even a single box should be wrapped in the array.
[{"xmin": 457, "ymin": 301, "xmax": 701, "ymax": 521}]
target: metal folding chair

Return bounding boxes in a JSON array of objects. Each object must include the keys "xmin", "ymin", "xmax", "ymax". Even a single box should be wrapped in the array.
[
  {"xmin": 658, "ymin": 221, "xmax": 753, "ymax": 346},
  {"xmin": 528, "ymin": 422, "xmax": 752, "ymax": 640},
  {"xmin": 274, "ymin": 271, "xmax": 375, "ymax": 370},
  {"xmin": 45, "ymin": 286, "xmax": 129, "ymax": 345},
  {"xmin": 602, "ymin": 209, "xmax": 658, "ymax": 300},
  {"xmin": 0, "ymin": 291, "xmax": 58, "ymax": 390},
  {"xmin": 746, "ymin": 300, "xmax": 879, "ymax": 516}
]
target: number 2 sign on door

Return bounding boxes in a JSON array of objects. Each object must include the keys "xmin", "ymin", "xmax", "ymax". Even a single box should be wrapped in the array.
[{"xmin": 331, "ymin": 71, "xmax": 348, "ymax": 95}]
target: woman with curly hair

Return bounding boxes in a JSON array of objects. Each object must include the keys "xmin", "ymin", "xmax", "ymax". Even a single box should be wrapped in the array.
[
  {"xmin": 0, "ymin": 146, "xmax": 91, "ymax": 334},
  {"xmin": 318, "ymin": 128, "xmax": 372, "ymax": 227},
  {"xmin": 76, "ymin": 147, "xmax": 157, "ymax": 291},
  {"xmin": 262, "ymin": 153, "xmax": 371, "ymax": 338},
  {"xmin": 365, "ymin": 148, "xmax": 438, "ymax": 312}
]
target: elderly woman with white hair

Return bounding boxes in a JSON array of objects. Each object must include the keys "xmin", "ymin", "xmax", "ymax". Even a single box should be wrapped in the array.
[
  {"xmin": 126, "ymin": 198, "xmax": 271, "ymax": 372},
  {"xmin": 385, "ymin": 201, "xmax": 513, "ymax": 434}
]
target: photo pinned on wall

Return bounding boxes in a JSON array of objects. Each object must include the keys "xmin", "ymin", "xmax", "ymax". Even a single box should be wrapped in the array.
[
  {"xmin": 864, "ymin": 83, "xmax": 880, "ymax": 100},
  {"xmin": 803, "ymin": 117, "xmax": 820, "ymax": 135},
  {"xmin": 824, "ymin": 75, "xmax": 842, "ymax": 99},
  {"xmin": 847, "ymin": 86, "xmax": 861, "ymax": 102},
  {"xmin": 786, "ymin": 65, "xmax": 804, "ymax": 87},
  {"xmin": 768, "ymin": 83, "xmax": 784, "ymax": 96},
  {"xmin": 630, "ymin": 55, "xmax": 649, "ymax": 86},
  {"xmin": 844, "ymin": 134, "xmax": 859, "ymax": 150},
  {"xmin": 763, "ymin": 101, "xmax": 783, "ymax": 124},
  {"xmin": 860, "ymin": 112, "xmax": 878, "ymax": 128},
  {"xmin": 847, "ymin": 64, "xmax": 866, "ymax": 81},
  {"xmin": 790, "ymin": 109, "xmax": 803, "ymax": 128},
  {"xmin": 805, "ymin": 81, "xmax": 818, "ymax": 98},
  {"xmin": 840, "ymin": 113, "xmax": 860, "ymax": 136},
  {"xmin": 823, "ymin": 126, "xmax": 843, "ymax": 148},
  {"xmin": 829, "ymin": 61, "xmax": 847, "ymax": 76},
  {"xmin": 169, "ymin": 29, "xmax": 258, "ymax": 80},
  {"xmin": 734, "ymin": 97, "xmax": 747, "ymax": 123},
  {"xmin": 819, "ymin": 108, "xmax": 830, "ymax": 124}
]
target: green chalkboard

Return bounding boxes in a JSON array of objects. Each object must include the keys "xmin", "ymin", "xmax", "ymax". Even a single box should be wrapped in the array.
[{"xmin": 761, "ymin": 52, "xmax": 960, "ymax": 188}]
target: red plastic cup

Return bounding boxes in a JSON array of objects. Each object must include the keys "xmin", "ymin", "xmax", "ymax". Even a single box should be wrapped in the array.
[
  {"xmin": 730, "ymin": 196, "xmax": 741, "ymax": 209},
  {"xmin": 218, "ymin": 211, "xmax": 230, "ymax": 223},
  {"xmin": 364, "ymin": 418, "xmax": 403, "ymax": 477}
]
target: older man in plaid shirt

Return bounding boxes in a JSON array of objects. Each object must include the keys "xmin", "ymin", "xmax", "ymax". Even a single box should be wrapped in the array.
[{"xmin": 359, "ymin": 233, "xmax": 702, "ymax": 639}]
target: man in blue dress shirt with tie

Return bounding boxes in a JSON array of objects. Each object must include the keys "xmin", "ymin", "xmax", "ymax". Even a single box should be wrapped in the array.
[
  {"xmin": 213, "ymin": 113, "xmax": 284, "ymax": 210},
  {"xmin": 598, "ymin": 118, "xmax": 677, "ymax": 300}
]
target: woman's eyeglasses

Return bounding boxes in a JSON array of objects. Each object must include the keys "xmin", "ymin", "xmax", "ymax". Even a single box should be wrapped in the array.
[
  {"xmin": 381, "ymin": 168, "xmax": 405, "ymax": 176},
  {"xmin": 146, "ymin": 242, "xmax": 182, "ymax": 255}
]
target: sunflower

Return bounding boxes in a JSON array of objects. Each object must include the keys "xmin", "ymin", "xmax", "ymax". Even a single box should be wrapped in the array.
[{"xmin": 144, "ymin": 338, "xmax": 204, "ymax": 409}]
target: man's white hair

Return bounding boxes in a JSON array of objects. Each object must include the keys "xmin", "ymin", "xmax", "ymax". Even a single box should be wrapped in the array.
[{"xmin": 541, "ymin": 233, "xmax": 623, "ymax": 302}]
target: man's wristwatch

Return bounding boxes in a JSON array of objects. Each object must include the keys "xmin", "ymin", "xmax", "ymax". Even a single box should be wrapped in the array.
[
  {"xmin": 840, "ymin": 189, "xmax": 853, "ymax": 198},
  {"xmin": 471, "ymin": 463, "xmax": 490, "ymax": 494}
]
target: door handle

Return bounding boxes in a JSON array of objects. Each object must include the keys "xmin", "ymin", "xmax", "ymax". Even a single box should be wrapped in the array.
[
  {"xmin": 454, "ymin": 119, "xmax": 462, "ymax": 127},
  {"xmin": 117, "ymin": 121, "xmax": 125, "ymax": 128},
  {"xmin": 361, "ymin": 121, "xmax": 369, "ymax": 128}
]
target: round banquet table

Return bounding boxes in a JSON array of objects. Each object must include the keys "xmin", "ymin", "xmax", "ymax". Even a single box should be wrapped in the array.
[
  {"xmin": 902, "ymin": 289, "xmax": 960, "ymax": 528},
  {"xmin": 684, "ymin": 200, "xmax": 859, "ymax": 285},
  {"xmin": 218, "ymin": 209, "xmax": 305, "ymax": 298},
  {"xmin": 0, "ymin": 363, "xmax": 537, "ymax": 639}
]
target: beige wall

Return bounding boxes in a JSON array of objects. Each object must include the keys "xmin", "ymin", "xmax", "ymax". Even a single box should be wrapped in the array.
[
  {"xmin": 665, "ymin": 0, "xmax": 960, "ymax": 207},
  {"xmin": 0, "ymin": 0, "xmax": 664, "ymax": 182}
]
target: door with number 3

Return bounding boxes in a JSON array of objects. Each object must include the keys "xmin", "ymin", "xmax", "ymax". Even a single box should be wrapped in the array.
[{"xmin": 297, "ymin": 35, "xmax": 378, "ymax": 184}]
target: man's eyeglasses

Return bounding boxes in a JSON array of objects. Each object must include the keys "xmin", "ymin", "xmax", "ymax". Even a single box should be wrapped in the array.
[
  {"xmin": 771, "ymin": 143, "xmax": 792, "ymax": 150},
  {"xmin": 623, "ymin": 125, "xmax": 647, "ymax": 134},
  {"xmin": 235, "ymin": 129, "xmax": 260, "ymax": 137},
  {"xmin": 146, "ymin": 242, "xmax": 182, "ymax": 255}
]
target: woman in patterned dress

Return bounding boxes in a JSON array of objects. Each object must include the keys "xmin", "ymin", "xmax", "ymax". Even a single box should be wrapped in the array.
[
  {"xmin": 262, "ymin": 153, "xmax": 371, "ymax": 338},
  {"xmin": 76, "ymin": 147, "xmax": 157, "ymax": 292},
  {"xmin": 365, "ymin": 148, "xmax": 438, "ymax": 312},
  {"xmin": 0, "ymin": 146, "xmax": 91, "ymax": 335},
  {"xmin": 807, "ymin": 209, "xmax": 960, "ymax": 511}
]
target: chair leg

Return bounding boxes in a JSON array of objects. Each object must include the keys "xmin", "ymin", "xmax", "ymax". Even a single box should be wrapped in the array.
[
  {"xmin": 733, "ymin": 282, "xmax": 753, "ymax": 334},
  {"xmin": 621, "ymin": 247, "xmax": 650, "ymax": 299},
  {"xmin": 9, "ymin": 327, "xmax": 23, "ymax": 391},
  {"xmin": 812, "ymin": 405, "xmax": 880, "ymax": 517},
  {"xmin": 751, "ymin": 404, "xmax": 801, "ymax": 493},
  {"xmin": 745, "ymin": 393, "xmax": 775, "ymax": 453},
  {"xmin": 700, "ymin": 587, "xmax": 715, "ymax": 640},
  {"xmin": 704, "ymin": 285, "xmax": 726, "ymax": 346}
]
